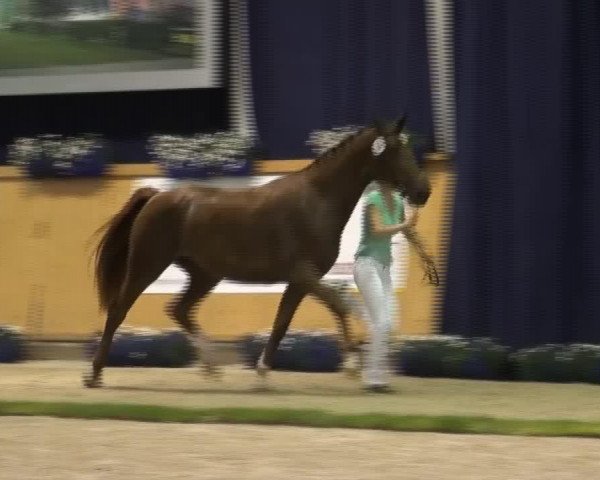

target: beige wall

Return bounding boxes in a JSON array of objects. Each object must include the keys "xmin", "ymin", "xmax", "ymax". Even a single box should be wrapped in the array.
[{"xmin": 0, "ymin": 158, "xmax": 452, "ymax": 341}]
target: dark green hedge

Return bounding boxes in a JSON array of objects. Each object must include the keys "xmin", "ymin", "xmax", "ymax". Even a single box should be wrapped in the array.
[
  {"xmin": 393, "ymin": 336, "xmax": 512, "ymax": 381},
  {"xmin": 394, "ymin": 336, "xmax": 600, "ymax": 384},
  {"xmin": 512, "ymin": 344, "xmax": 600, "ymax": 383}
]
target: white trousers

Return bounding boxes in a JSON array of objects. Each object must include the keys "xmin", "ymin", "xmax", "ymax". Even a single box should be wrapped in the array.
[{"xmin": 353, "ymin": 256, "xmax": 397, "ymax": 386}]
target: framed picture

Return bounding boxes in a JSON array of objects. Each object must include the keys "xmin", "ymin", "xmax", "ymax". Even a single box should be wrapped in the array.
[{"xmin": 0, "ymin": 0, "xmax": 221, "ymax": 95}]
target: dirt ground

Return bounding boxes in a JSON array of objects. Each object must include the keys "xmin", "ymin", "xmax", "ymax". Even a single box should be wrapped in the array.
[
  {"xmin": 1, "ymin": 361, "xmax": 599, "ymax": 479},
  {"xmin": 1, "ymin": 417, "xmax": 599, "ymax": 480},
  {"xmin": 1, "ymin": 361, "xmax": 600, "ymax": 420}
]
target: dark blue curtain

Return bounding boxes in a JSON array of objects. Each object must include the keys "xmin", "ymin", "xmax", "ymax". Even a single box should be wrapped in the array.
[
  {"xmin": 248, "ymin": 0, "xmax": 434, "ymax": 160},
  {"xmin": 442, "ymin": 1, "xmax": 600, "ymax": 348}
]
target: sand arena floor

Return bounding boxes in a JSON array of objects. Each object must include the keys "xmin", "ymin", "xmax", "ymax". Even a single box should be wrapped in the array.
[
  {"xmin": 0, "ymin": 361, "xmax": 599, "ymax": 479},
  {"xmin": 1, "ymin": 417, "xmax": 599, "ymax": 480}
]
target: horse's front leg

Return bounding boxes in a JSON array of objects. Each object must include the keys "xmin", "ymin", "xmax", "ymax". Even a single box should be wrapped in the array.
[
  {"xmin": 256, "ymin": 284, "xmax": 307, "ymax": 388},
  {"xmin": 165, "ymin": 264, "xmax": 221, "ymax": 379}
]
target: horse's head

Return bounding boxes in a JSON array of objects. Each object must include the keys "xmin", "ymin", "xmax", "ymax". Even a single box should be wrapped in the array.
[{"xmin": 368, "ymin": 116, "xmax": 431, "ymax": 207}]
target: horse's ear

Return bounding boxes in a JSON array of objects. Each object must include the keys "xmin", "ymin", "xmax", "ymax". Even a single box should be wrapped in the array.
[
  {"xmin": 394, "ymin": 115, "xmax": 407, "ymax": 133},
  {"xmin": 372, "ymin": 119, "xmax": 386, "ymax": 134}
]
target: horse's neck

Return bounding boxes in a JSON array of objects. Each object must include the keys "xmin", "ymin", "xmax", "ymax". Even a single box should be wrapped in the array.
[{"xmin": 307, "ymin": 140, "xmax": 373, "ymax": 224}]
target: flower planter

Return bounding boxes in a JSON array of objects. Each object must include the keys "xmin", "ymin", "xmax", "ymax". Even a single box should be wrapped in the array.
[
  {"xmin": 0, "ymin": 326, "xmax": 26, "ymax": 363},
  {"xmin": 148, "ymin": 131, "xmax": 255, "ymax": 180},
  {"xmin": 85, "ymin": 329, "xmax": 196, "ymax": 367},
  {"xmin": 8, "ymin": 134, "xmax": 108, "ymax": 179},
  {"xmin": 239, "ymin": 331, "xmax": 343, "ymax": 372},
  {"xmin": 24, "ymin": 149, "xmax": 108, "ymax": 179}
]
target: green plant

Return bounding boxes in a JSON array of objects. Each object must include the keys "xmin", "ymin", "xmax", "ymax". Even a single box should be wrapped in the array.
[
  {"xmin": 512, "ymin": 344, "xmax": 600, "ymax": 384},
  {"xmin": 394, "ymin": 335, "xmax": 510, "ymax": 380}
]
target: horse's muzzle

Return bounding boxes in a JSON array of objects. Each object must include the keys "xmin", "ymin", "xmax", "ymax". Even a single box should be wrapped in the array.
[{"xmin": 407, "ymin": 176, "xmax": 431, "ymax": 207}]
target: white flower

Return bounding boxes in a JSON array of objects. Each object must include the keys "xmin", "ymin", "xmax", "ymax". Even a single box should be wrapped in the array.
[
  {"xmin": 149, "ymin": 131, "xmax": 255, "ymax": 169},
  {"xmin": 7, "ymin": 134, "xmax": 102, "ymax": 167}
]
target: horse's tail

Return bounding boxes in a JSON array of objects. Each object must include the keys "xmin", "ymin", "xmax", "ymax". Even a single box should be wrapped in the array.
[{"xmin": 93, "ymin": 187, "xmax": 160, "ymax": 312}]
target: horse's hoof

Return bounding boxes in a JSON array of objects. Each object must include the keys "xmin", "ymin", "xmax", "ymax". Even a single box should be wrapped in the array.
[
  {"xmin": 256, "ymin": 364, "xmax": 268, "ymax": 377},
  {"xmin": 202, "ymin": 363, "xmax": 223, "ymax": 380},
  {"xmin": 342, "ymin": 353, "xmax": 361, "ymax": 378},
  {"xmin": 82, "ymin": 372, "xmax": 103, "ymax": 389},
  {"xmin": 252, "ymin": 382, "xmax": 271, "ymax": 393},
  {"xmin": 255, "ymin": 353, "xmax": 270, "ymax": 378}
]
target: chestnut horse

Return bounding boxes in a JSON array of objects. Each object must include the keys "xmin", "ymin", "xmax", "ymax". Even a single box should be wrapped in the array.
[{"xmin": 84, "ymin": 116, "xmax": 431, "ymax": 388}]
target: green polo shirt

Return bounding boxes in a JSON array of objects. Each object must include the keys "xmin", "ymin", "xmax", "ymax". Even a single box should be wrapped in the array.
[{"xmin": 355, "ymin": 189, "xmax": 404, "ymax": 267}]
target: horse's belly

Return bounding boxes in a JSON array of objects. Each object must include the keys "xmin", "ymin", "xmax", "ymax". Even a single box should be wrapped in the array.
[
  {"xmin": 183, "ymin": 214, "xmax": 327, "ymax": 281},
  {"xmin": 186, "ymin": 236, "xmax": 293, "ymax": 281},
  {"xmin": 222, "ymin": 253, "xmax": 291, "ymax": 281}
]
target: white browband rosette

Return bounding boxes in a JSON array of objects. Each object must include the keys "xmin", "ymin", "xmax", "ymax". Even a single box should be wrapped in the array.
[{"xmin": 371, "ymin": 137, "xmax": 386, "ymax": 156}]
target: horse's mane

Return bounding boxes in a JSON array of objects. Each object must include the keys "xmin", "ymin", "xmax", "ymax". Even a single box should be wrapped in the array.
[{"xmin": 305, "ymin": 126, "xmax": 370, "ymax": 170}]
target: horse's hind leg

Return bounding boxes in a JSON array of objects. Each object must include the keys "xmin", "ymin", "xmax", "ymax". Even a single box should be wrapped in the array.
[
  {"xmin": 84, "ymin": 303, "xmax": 129, "ymax": 388},
  {"xmin": 84, "ymin": 261, "xmax": 173, "ymax": 387},
  {"xmin": 165, "ymin": 259, "xmax": 220, "ymax": 378},
  {"xmin": 84, "ymin": 231, "xmax": 178, "ymax": 388}
]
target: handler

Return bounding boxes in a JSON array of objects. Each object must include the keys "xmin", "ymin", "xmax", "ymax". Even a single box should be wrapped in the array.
[{"xmin": 353, "ymin": 181, "xmax": 419, "ymax": 393}]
